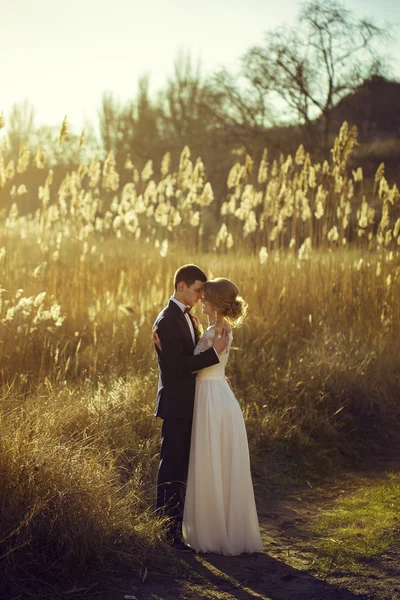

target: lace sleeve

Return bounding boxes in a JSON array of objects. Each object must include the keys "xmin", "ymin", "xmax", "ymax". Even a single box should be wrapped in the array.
[
  {"xmin": 193, "ymin": 326, "xmax": 232, "ymax": 356},
  {"xmin": 194, "ymin": 328, "xmax": 215, "ymax": 355}
]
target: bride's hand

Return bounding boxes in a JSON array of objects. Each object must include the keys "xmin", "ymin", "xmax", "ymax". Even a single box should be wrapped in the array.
[{"xmin": 152, "ymin": 327, "xmax": 162, "ymax": 351}]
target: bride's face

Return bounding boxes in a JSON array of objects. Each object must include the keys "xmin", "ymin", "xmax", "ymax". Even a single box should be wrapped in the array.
[{"xmin": 201, "ymin": 297, "xmax": 215, "ymax": 317}]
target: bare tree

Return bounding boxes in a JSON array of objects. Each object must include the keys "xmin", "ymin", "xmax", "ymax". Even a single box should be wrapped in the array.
[
  {"xmin": 99, "ymin": 78, "xmax": 162, "ymax": 171},
  {"xmin": 133, "ymin": 75, "xmax": 162, "ymax": 160},
  {"xmin": 157, "ymin": 50, "xmax": 222, "ymax": 146},
  {"xmin": 243, "ymin": 0, "xmax": 391, "ymax": 151},
  {"xmin": 99, "ymin": 92, "xmax": 135, "ymax": 163},
  {"xmin": 7, "ymin": 100, "xmax": 35, "ymax": 159},
  {"xmin": 204, "ymin": 67, "xmax": 278, "ymax": 155}
]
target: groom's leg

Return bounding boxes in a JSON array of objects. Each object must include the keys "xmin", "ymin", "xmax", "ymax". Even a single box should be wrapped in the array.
[{"xmin": 156, "ymin": 416, "xmax": 192, "ymax": 535}]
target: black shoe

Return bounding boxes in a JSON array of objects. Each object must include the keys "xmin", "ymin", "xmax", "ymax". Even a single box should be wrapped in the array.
[{"xmin": 171, "ymin": 537, "xmax": 193, "ymax": 553}]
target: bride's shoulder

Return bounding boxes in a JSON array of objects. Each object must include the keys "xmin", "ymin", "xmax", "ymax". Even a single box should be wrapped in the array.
[
  {"xmin": 209, "ymin": 321, "xmax": 232, "ymax": 335},
  {"xmin": 204, "ymin": 325, "xmax": 216, "ymax": 335}
]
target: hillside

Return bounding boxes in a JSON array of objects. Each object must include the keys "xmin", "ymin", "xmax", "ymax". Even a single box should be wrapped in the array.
[
  {"xmin": 327, "ymin": 76, "xmax": 400, "ymax": 180},
  {"xmin": 329, "ymin": 75, "xmax": 400, "ymax": 144}
]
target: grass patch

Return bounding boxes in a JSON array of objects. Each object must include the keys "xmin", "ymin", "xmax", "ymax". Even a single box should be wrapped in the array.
[{"xmin": 312, "ymin": 472, "xmax": 400, "ymax": 573}]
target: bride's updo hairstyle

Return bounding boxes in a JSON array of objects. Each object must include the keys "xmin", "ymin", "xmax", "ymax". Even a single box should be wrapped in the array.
[{"xmin": 203, "ymin": 278, "xmax": 248, "ymax": 328}]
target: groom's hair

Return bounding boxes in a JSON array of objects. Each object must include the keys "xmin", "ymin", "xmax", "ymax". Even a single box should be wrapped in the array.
[{"xmin": 174, "ymin": 264, "xmax": 207, "ymax": 290}]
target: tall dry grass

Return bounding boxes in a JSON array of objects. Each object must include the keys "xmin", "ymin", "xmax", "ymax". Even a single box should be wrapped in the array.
[
  {"xmin": 0, "ymin": 120, "xmax": 399, "ymax": 593},
  {"xmin": 0, "ymin": 375, "xmax": 179, "ymax": 595}
]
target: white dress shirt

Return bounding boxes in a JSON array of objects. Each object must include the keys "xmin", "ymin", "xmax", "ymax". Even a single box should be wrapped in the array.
[{"xmin": 171, "ymin": 296, "xmax": 196, "ymax": 345}]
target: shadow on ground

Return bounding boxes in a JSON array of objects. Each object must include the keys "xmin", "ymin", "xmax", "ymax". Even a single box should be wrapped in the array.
[{"xmin": 100, "ymin": 549, "xmax": 371, "ymax": 600}]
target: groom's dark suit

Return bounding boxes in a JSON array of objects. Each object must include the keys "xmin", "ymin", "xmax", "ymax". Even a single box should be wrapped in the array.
[{"xmin": 153, "ymin": 299, "xmax": 219, "ymax": 534}]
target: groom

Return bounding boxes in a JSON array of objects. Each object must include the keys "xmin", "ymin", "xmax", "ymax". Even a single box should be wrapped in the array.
[{"xmin": 153, "ymin": 264, "xmax": 227, "ymax": 551}]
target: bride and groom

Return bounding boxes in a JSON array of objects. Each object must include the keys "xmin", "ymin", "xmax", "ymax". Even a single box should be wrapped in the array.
[{"xmin": 152, "ymin": 264, "xmax": 263, "ymax": 555}]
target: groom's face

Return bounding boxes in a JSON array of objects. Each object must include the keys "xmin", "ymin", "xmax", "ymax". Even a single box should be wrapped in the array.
[{"xmin": 181, "ymin": 280, "xmax": 205, "ymax": 307}]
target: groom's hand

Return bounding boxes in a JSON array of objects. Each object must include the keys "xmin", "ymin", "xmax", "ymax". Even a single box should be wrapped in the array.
[
  {"xmin": 152, "ymin": 327, "xmax": 162, "ymax": 350},
  {"xmin": 213, "ymin": 328, "xmax": 229, "ymax": 354}
]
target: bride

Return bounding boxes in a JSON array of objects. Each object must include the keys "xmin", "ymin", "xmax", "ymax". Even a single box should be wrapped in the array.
[{"xmin": 182, "ymin": 277, "xmax": 263, "ymax": 555}]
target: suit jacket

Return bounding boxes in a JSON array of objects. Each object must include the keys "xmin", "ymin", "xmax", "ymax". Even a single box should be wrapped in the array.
[{"xmin": 153, "ymin": 299, "xmax": 219, "ymax": 420}]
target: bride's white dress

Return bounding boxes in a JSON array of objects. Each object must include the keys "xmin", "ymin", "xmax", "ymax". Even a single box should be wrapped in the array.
[{"xmin": 182, "ymin": 326, "xmax": 263, "ymax": 555}]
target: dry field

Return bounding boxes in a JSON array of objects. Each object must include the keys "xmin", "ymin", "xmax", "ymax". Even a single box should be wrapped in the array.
[{"xmin": 0, "ymin": 120, "xmax": 399, "ymax": 595}]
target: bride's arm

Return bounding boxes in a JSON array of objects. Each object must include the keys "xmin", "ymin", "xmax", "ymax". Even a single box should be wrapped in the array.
[
  {"xmin": 155, "ymin": 317, "xmax": 219, "ymax": 376},
  {"xmin": 194, "ymin": 326, "xmax": 230, "ymax": 355},
  {"xmin": 194, "ymin": 329, "xmax": 214, "ymax": 354}
]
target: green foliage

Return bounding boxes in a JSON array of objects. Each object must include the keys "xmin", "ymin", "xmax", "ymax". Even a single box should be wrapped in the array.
[{"xmin": 312, "ymin": 473, "xmax": 400, "ymax": 573}]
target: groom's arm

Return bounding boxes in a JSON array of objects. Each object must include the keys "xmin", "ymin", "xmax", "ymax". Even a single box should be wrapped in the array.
[{"xmin": 156, "ymin": 317, "xmax": 219, "ymax": 377}]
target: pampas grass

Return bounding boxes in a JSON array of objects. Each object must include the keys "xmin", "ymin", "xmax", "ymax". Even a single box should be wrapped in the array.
[{"xmin": 0, "ymin": 121, "xmax": 399, "ymax": 593}]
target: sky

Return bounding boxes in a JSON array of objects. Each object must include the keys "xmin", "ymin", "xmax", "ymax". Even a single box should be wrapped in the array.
[{"xmin": 2, "ymin": 0, "xmax": 400, "ymax": 132}]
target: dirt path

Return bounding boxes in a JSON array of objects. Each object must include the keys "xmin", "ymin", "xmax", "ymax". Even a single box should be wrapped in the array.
[
  {"xmin": 59, "ymin": 461, "xmax": 400, "ymax": 600},
  {"xmin": 102, "ymin": 463, "xmax": 399, "ymax": 600}
]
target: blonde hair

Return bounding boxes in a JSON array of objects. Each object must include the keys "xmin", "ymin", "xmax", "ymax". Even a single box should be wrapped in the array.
[{"xmin": 203, "ymin": 278, "xmax": 248, "ymax": 328}]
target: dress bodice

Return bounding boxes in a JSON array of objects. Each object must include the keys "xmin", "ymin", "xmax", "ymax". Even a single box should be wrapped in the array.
[{"xmin": 194, "ymin": 326, "xmax": 232, "ymax": 380}]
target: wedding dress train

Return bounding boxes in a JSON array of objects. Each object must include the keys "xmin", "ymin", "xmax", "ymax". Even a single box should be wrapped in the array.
[{"xmin": 182, "ymin": 327, "xmax": 263, "ymax": 555}]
